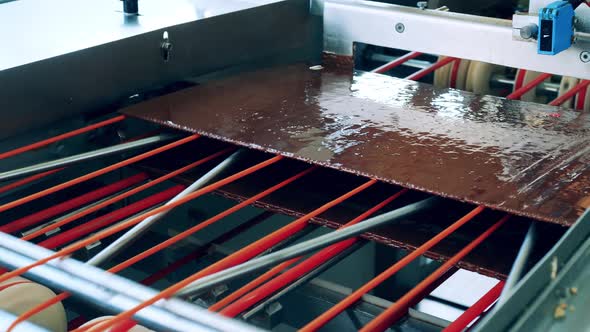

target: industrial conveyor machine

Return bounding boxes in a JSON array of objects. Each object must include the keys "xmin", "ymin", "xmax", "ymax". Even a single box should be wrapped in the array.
[{"xmin": 1, "ymin": 0, "xmax": 590, "ymax": 331}]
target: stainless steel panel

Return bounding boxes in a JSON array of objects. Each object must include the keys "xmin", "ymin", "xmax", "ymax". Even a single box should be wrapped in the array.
[
  {"xmin": 0, "ymin": 0, "xmax": 281, "ymax": 71},
  {"xmin": 0, "ymin": 0, "xmax": 318, "ymax": 139}
]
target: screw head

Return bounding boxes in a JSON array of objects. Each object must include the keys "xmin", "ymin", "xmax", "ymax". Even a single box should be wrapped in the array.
[
  {"xmin": 580, "ymin": 51, "xmax": 590, "ymax": 63},
  {"xmin": 161, "ymin": 31, "xmax": 173, "ymax": 62},
  {"xmin": 417, "ymin": 1, "xmax": 428, "ymax": 10},
  {"xmin": 395, "ymin": 23, "xmax": 405, "ymax": 33}
]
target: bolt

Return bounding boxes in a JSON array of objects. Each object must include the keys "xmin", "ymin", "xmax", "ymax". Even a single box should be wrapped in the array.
[
  {"xmin": 161, "ymin": 31, "xmax": 173, "ymax": 62},
  {"xmin": 580, "ymin": 51, "xmax": 590, "ymax": 63},
  {"xmin": 417, "ymin": 1, "xmax": 428, "ymax": 10},
  {"xmin": 520, "ymin": 24, "xmax": 538, "ymax": 40},
  {"xmin": 395, "ymin": 23, "xmax": 405, "ymax": 33}
]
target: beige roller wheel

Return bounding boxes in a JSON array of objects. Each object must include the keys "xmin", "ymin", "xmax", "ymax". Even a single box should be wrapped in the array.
[
  {"xmin": 465, "ymin": 61, "xmax": 504, "ymax": 95},
  {"xmin": 0, "ymin": 277, "xmax": 67, "ymax": 332},
  {"xmin": 433, "ymin": 57, "xmax": 471, "ymax": 90},
  {"xmin": 558, "ymin": 77, "xmax": 580, "ymax": 109},
  {"xmin": 433, "ymin": 56, "xmax": 452, "ymax": 89},
  {"xmin": 513, "ymin": 69, "xmax": 550, "ymax": 103},
  {"xmin": 450, "ymin": 58, "xmax": 471, "ymax": 90},
  {"xmin": 80, "ymin": 316, "xmax": 154, "ymax": 332},
  {"xmin": 575, "ymin": 82, "xmax": 590, "ymax": 111}
]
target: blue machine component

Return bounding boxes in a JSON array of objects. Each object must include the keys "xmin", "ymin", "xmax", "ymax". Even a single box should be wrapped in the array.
[{"xmin": 538, "ymin": 1, "xmax": 575, "ymax": 55}]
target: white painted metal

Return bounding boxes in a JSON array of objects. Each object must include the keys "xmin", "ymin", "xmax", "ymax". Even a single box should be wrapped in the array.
[{"xmin": 324, "ymin": 0, "xmax": 590, "ymax": 79}]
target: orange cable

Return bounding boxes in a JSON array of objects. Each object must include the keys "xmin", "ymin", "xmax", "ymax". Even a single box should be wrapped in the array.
[
  {"xmin": 0, "ymin": 168, "xmax": 63, "ymax": 195},
  {"xmin": 212, "ymin": 189, "xmax": 408, "ymax": 313},
  {"xmin": 0, "ymin": 116, "xmax": 126, "ymax": 160},
  {"xmin": 12, "ymin": 161, "xmax": 305, "ymax": 332},
  {"xmin": 0, "ymin": 135, "xmax": 199, "ymax": 214},
  {"xmin": 80, "ymin": 178, "xmax": 378, "ymax": 332},
  {"xmin": 506, "ymin": 73, "xmax": 552, "ymax": 100},
  {"xmin": 548, "ymin": 80, "xmax": 590, "ymax": 106},
  {"xmin": 21, "ymin": 147, "xmax": 233, "ymax": 241},
  {"xmin": 107, "ymin": 166, "xmax": 315, "ymax": 273},
  {"xmin": 209, "ymin": 258, "xmax": 301, "ymax": 312},
  {"xmin": 0, "ymin": 155, "xmax": 283, "ymax": 285},
  {"xmin": 300, "ymin": 205, "xmax": 486, "ymax": 332},
  {"xmin": 361, "ymin": 215, "xmax": 510, "ymax": 332}
]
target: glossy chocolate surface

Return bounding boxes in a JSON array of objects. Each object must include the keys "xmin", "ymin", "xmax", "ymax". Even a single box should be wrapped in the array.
[{"xmin": 122, "ymin": 64, "xmax": 590, "ymax": 225}]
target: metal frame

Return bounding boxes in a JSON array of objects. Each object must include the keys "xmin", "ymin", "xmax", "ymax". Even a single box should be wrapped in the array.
[
  {"xmin": 0, "ymin": 0, "xmax": 318, "ymax": 139},
  {"xmin": 323, "ymin": 0, "xmax": 590, "ymax": 79},
  {"xmin": 87, "ymin": 149, "xmax": 243, "ymax": 266},
  {"xmin": 0, "ymin": 115, "xmax": 508, "ymax": 331},
  {"xmin": 3, "ymin": 1, "xmax": 590, "ymax": 330},
  {"xmin": 0, "ymin": 106, "xmax": 583, "ymax": 331},
  {"xmin": 474, "ymin": 209, "xmax": 590, "ymax": 332},
  {"xmin": 0, "ymin": 232, "xmax": 261, "ymax": 332}
]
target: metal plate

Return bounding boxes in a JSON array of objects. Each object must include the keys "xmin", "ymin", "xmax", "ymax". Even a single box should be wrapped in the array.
[
  {"xmin": 475, "ymin": 209, "xmax": 590, "ymax": 332},
  {"xmin": 0, "ymin": 0, "xmax": 284, "ymax": 71},
  {"xmin": 0, "ymin": 0, "xmax": 317, "ymax": 138},
  {"xmin": 323, "ymin": 0, "xmax": 590, "ymax": 79},
  {"xmin": 122, "ymin": 64, "xmax": 590, "ymax": 226}
]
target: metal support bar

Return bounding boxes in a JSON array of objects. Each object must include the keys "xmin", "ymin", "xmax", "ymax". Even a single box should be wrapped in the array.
[
  {"xmin": 9, "ymin": 210, "xmax": 276, "ymax": 332},
  {"xmin": 0, "ymin": 232, "xmax": 261, "ymax": 332},
  {"xmin": 87, "ymin": 150, "xmax": 243, "ymax": 266},
  {"xmin": 177, "ymin": 197, "xmax": 439, "ymax": 297},
  {"xmin": 214, "ymin": 190, "xmax": 407, "ymax": 315},
  {"xmin": 301, "ymin": 205, "xmax": 486, "ymax": 331},
  {"xmin": 241, "ymin": 242, "xmax": 365, "ymax": 320},
  {"xmin": 496, "ymin": 222, "xmax": 536, "ymax": 306},
  {"xmin": 0, "ymin": 135, "xmax": 199, "ymax": 216},
  {"xmin": 0, "ymin": 134, "xmax": 174, "ymax": 182},
  {"xmin": 506, "ymin": 73, "xmax": 552, "ymax": 100},
  {"xmin": 362, "ymin": 215, "xmax": 509, "ymax": 332},
  {"xmin": 0, "ymin": 116, "xmax": 125, "ymax": 160}
]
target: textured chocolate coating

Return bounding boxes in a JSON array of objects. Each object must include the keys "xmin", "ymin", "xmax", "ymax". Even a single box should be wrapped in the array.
[{"xmin": 122, "ymin": 64, "xmax": 590, "ymax": 225}]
